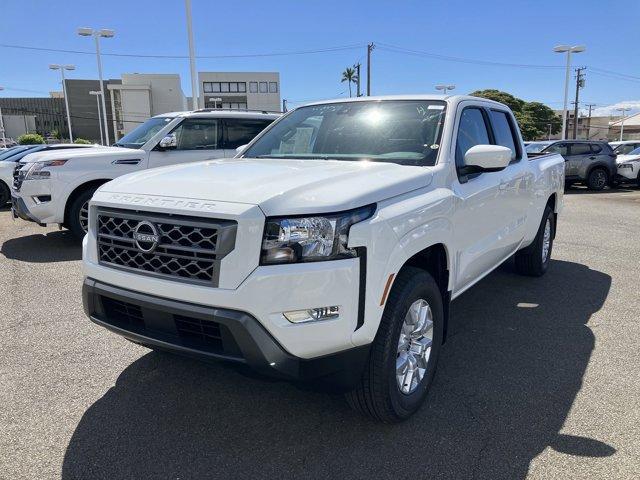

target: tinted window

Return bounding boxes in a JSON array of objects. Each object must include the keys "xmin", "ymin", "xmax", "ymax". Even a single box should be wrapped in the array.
[
  {"xmin": 590, "ymin": 144, "xmax": 602, "ymax": 154},
  {"xmin": 613, "ymin": 143, "xmax": 640, "ymax": 154},
  {"xmin": 489, "ymin": 110, "xmax": 518, "ymax": 161},
  {"xmin": 171, "ymin": 119, "xmax": 220, "ymax": 150},
  {"xmin": 544, "ymin": 143, "xmax": 568, "ymax": 156},
  {"xmin": 571, "ymin": 143, "xmax": 592, "ymax": 155},
  {"xmin": 116, "ymin": 116, "xmax": 173, "ymax": 148},
  {"xmin": 455, "ymin": 108, "xmax": 490, "ymax": 168},
  {"xmin": 224, "ymin": 119, "xmax": 273, "ymax": 149}
]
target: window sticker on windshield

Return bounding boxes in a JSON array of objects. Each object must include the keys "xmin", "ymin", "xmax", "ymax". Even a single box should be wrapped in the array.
[{"xmin": 427, "ymin": 105, "xmax": 445, "ymax": 110}]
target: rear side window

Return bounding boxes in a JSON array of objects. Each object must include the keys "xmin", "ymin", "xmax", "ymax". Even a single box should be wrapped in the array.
[
  {"xmin": 455, "ymin": 108, "xmax": 491, "ymax": 168},
  {"xmin": 489, "ymin": 110, "xmax": 520, "ymax": 162},
  {"xmin": 571, "ymin": 143, "xmax": 592, "ymax": 155},
  {"xmin": 544, "ymin": 143, "xmax": 569, "ymax": 156},
  {"xmin": 590, "ymin": 144, "xmax": 602, "ymax": 154},
  {"xmin": 223, "ymin": 119, "xmax": 273, "ymax": 149}
]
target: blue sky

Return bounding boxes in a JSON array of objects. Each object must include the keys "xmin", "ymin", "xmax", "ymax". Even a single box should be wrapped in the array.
[{"xmin": 2, "ymin": 0, "xmax": 639, "ymax": 115}]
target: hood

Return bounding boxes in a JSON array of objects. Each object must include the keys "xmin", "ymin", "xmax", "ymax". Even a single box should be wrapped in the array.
[
  {"xmin": 100, "ymin": 158, "xmax": 433, "ymax": 215},
  {"xmin": 615, "ymin": 154, "xmax": 640, "ymax": 164},
  {"xmin": 20, "ymin": 146, "xmax": 142, "ymax": 164}
]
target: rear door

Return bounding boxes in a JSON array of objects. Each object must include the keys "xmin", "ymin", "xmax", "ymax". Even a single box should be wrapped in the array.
[
  {"xmin": 222, "ymin": 118, "xmax": 274, "ymax": 157},
  {"xmin": 566, "ymin": 142, "xmax": 592, "ymax": 176},
  {"xmin": 147, "ymin": 118, "xmax": 224, "ymax": 169}
]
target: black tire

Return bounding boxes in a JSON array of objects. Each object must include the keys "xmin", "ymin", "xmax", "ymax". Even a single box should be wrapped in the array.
[
  {"xmin": 346, "ymin": 267, "xmax": 444, "ymax": 423},
  {"xmin": 0, "ymin": 181, "xmax": 9, "ymax": 206},
  {"xmin": 587, "ymin": 168, "xmax": 608, "ymax": 191},
  {"xmin": 67, "ymin": 186, "xmax": 99, "ymax": 240},
  {"xmin": 515, "ymin": 205, "xmax": 555, "ymax": 277}
]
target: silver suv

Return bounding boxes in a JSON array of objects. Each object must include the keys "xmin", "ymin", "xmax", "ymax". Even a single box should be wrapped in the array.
[{"xmin": 541, "ymin": 140, "xmax": 616, "ymax": 190}]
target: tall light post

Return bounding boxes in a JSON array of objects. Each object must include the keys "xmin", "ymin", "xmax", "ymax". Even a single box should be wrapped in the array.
[
  {"xmin": 89, "ymin": 90, "xmax": 104, "ymax": 145},
  {"xmin": 616, "ymin": 107, "xmax": 631, "ymax": 141},
  {"xmin": 553, "ymin": 44, "xmax": 586, "ymax": 140},
  {"xmin": 0, "ymin": 86, "xmax": 5, "ymax": 147},
  {"xmin": 49, "ymin": 64, "xmax": 76, "ymax": 142},
  {"xmin": 185, "ymin": 0, "xmax": 199, "ymax": 110},
  {"xmin": 78, "ymin": 27, "xmax": 114, "ymax": 145},
  {"xmin": 435, "ymin": 84, "xmax": 456, "ymax": 95}
]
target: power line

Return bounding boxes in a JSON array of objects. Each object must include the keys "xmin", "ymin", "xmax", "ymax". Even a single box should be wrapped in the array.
[{"xmin": 0, "ymin": 42, "xmax": 364, "ymax": 59}]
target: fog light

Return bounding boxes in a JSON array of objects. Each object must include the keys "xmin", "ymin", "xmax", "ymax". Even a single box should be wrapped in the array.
[{"xmin": 283, "ymin": 306, "xmax": 340, "ymax": 324}]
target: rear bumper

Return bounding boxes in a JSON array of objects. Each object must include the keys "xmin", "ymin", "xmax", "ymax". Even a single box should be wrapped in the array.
[{"xmin": 83, "ymin": 278, "xmax": 370, "ymax": 389}]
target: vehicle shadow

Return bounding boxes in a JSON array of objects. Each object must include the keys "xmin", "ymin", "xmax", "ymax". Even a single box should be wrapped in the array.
[
  {"xmin": 0, "ymin": 230, "xmax": 81, "ymax": 262},
  {"xmin": 61, "ymin": 259, "xmax": 614, "ymax": 480},
  {"xmin": 565, "ymin": 185, "xmax": 637, "ymax": 195}
]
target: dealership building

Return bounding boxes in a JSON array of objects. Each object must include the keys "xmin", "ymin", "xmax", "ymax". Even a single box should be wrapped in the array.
[{"xmin": 198, "ymin": 72, "xmax": 281, "ymax": 112}]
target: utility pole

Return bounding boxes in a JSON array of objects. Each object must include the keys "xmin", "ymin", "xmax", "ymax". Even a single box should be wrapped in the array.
[
  {"xmin": 572, "ymin": 67, "xmax": 585, "ymax": 139},
  {"xmin": 355, "ymin": 63, "xmax": 361, "ymax": 97},
  {"xmin": 585, "ymin": 103, "xmax": 596, "ymax": 139},
  {"xmin": 366, "ymin": 43, "xmax": 375, "ymax": 96},
  {"xmin": 282, "ymin": 99, "xmax": 287, "ymax": 113}
]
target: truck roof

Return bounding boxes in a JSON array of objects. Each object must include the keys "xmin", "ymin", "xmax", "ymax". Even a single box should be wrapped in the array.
[
  {"xmin": 297, "ymin": 94, "xmax": 509, "ymax": 109},
  {"xmin": 153, "ymin": 110, "xmax": 281, "ymax": 120}
]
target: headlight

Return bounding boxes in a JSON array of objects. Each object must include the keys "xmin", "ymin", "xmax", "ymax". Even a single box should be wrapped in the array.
[
  {"xmin": 24, "ymin": 160, "xmax": 68, "ymax": 180},
  {"xmin": 261, "ymin": 204, "xmax": 375, "ymax": 265}
]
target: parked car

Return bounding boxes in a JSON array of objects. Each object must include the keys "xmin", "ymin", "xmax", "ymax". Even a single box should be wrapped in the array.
[
  {"xmin": 0, "ymin": 144, "xmax": 96, "ymax": 206},
  {"xmin": 81, "ymin": 95, "xmax": 564, "ymax": 422},
  {"xmin": 532, "ymin": 140, "xmax": 616, "ymax": 190},
  {"xmin": 614, "ymin": 146, "xmax": 640, "ymax": 187},
  {"xmin": 609, "ymin": 140, "xmax": 640, "ymax": 155},
  {"xmin": 11, "ymin": 110, "xmax": 279, "ymax": 237}
]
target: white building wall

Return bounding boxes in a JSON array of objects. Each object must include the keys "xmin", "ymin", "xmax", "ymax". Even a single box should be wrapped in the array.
[{"xmin": 198, "ymin": 72, "xmax": 281, "ymax": 112}]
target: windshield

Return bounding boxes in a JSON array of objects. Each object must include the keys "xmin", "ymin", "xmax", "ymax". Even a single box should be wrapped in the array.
[
  {"xmin": 525, "ymin": 142, "xmax": 550, "ymax": 153},
  {"xmin": 627, "ymin": 146, "xmax": 640, "ymax": 156},
  {"xmin": 613, "ymin": 144, "xmax": 640, "ymax": 155},
  {"xmin": 0, "ymin": 146, "xmax": 33, "ymax": 161},
  {"xmin": 242, "ymin": 100, "xmax": 447, "ymax": 166},
  {"xmin": 114, "ymin": 116, "xmax": 173, "ymax": 148}
]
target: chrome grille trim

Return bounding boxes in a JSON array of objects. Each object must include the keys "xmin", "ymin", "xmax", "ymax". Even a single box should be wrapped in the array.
[
  {"xmin": 96, "ymin": 207, "xmax": 237, "ymax": 286},
  {"xmin": 13, "ymin": 163, "xmax": 25, "ymax": 191}
]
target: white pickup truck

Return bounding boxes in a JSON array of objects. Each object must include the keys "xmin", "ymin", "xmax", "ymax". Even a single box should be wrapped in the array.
[
  {"xmin": 11, "ymin": 110, "xmax": 278, "ymax": 237},
  {"xmin": 82, "ymin": 95, "xmax": 564, "ymax": 422}
]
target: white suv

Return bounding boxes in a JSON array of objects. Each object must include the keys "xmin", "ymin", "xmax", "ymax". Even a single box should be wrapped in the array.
[{"xmin": 11, "ymin": 110, "xmax": 279, "ymax": 237}]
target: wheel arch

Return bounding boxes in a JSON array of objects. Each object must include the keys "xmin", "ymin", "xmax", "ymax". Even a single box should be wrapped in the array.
[{"xmin": 63, "ymin": 179, "xmax": 111, "ymax": 226}]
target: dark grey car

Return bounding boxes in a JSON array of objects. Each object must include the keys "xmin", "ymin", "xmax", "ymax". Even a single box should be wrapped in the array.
[{"xmin": 540, "ymin": 141, "xmax": 616, "ymax": 191}]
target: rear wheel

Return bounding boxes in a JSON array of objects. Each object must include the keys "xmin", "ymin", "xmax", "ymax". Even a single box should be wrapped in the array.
[
  {"xmin": 515, "ymin": 205, "xmax": 554, "ymax": 277},
  {"xmin": 587, "ymin": 168, "xmax": 608, "ymax": 191},
  {"xmin": 346, "ymin": 267, "xmax": 443, "ymax": 422},
  {"xmin": 0, "ymin": 181, "xmax": 9, "ymax": 206},
  {"xmin": 68, "ymin": 186, "xmax": 99, "ymax": 239}
]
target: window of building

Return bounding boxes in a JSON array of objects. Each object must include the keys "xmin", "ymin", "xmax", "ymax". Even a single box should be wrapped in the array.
[
  {"xmin": 238, "ymin": 83, "xmax": 246, "ymax": 93},
  {"xmin": 220, "ymin": 83, "xmax": 229, "ymax": 93},
  {"xmin": 259, "ymin": 82, "xmax": 268, "ymax": 93},
  {"xmin": 229, "ymin": 83, "xmax": 238, "ymax": 93},
  {"xmin": 203, "ymin": 82, "xmax": 212, "ymax": 93},
  {"xmin": 249, "ymin": 82, "xmax": 258, "ymax": 93},
  {"xmin": 489, "ymin": 109, "xmax": 519, "ymax": 162},
  {"xmin": 269, "ymin": 82, "xmax": 278, "ymax": 93}
]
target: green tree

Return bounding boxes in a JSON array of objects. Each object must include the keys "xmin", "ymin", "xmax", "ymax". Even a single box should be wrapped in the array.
[
  {"xmin": 17, "ymin": 133, "xmax": 45, "ymax": 145},
  {"xmin": 470, "ymin": 89, "xmax": 561, "ymax": 140},
  {"xmin": 73, "ymin": 138, "xmax": 92, "ymax": 144},
  {"xmin": 341, "ymin": 67, "xmax": 358, "ymax": 98}
]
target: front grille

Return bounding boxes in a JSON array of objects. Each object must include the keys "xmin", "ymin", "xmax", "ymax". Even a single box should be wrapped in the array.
[
  {"xmin": 13, "ymin": 163, "xmax": 25, "ymax": 191},
  {"xmin": 175, "ymin": 314, "xmax": 223, "ymax": 350},
  {"xmin": 96, "ymin": 208, "xmax": 237, "ymax": 286},
  {"xmin": 100, "ymin": 297, "xmax": 144, "ymax": 329}
]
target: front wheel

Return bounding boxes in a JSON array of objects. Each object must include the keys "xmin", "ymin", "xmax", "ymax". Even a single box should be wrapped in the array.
[
  {"xmin": 67, "ymin": 186, "xmax": 99, "ymax": 240},
  {"xmin": 0, "ymin": 181, "xmax": 9, "ymax": 206},
  {"xmin": 587, "ymin": 168, "xmax": 608, "ymax": 191},
  {"xmin": 515, "ymin": 205, "xmax": 554, "ymax": 277},
  {"xmin": 346, "ymin": 267, "xmax": 443, "ymax": 422}
]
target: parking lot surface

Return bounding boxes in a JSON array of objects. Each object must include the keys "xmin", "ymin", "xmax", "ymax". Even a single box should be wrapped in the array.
[{"xmin": 1, "ymin": 188, "xmax": 639, "ymax": 480}]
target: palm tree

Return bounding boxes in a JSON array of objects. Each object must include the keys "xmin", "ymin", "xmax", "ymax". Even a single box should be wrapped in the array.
[{"xmin": 341, "ymin": 67, "xmax": 358, "ymax": 97}]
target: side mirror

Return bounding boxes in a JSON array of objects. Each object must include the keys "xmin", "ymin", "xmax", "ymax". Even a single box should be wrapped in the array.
[
  {"xmin": 158, "ymin": 133, "xmax": 177, "ymax": 150},
  {"xmin": 463, "ymin": 144, "xmax": 512, "ymax": 172},
  {"xmin": 235, "ymin": 144, "xmax": 248, "ymax": 155}
]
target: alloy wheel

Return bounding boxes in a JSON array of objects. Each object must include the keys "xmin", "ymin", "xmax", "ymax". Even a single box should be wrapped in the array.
[{"xmin": 396, "ymin": 299, "xmax": 434, "ymax": 395}]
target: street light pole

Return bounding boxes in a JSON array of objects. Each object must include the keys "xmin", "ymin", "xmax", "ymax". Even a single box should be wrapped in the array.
[
  {"xmin": 0, "ymin": 86, "xmax": 5, "ymax": 147},
  {"xmin": 78, "ymin": 27, "xmax": 114, "ymax": 146},
  {"xmin": 547, "ymin": 123, "xmax": 552, "ymax": 141},
  {"xmin": 435, "ymin": 84, "xmax": 456, "ymax": 95},
  {"xmin": 553, "ymin": 44, "xmax": 585, "ymax": 140},
  {"xmin": 50, "ymin": 64, "xmax": 76, "ymax": 142},
  {"xmin": 617, "ymin": 107, "xmax": 631, "ymax": 141},
  {"xmin": 89, "ymin": 91, "xmax": 104, "ymax": 145},
  {"xmin": 185, "ymin": 0, "xmax": 199, "ymax": 110}
]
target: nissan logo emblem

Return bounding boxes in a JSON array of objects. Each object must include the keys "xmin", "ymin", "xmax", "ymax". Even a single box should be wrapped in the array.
[{"xmin": 132, "ymin": 221, "xmax": 160, "ymax": 253}]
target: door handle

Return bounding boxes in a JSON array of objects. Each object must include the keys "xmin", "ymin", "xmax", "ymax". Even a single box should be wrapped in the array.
[{"xmin": 589, "ymin": 156, "xmax": 596, "ymax": 160}]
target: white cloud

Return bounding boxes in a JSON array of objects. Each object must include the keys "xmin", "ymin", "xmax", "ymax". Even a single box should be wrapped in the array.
[{"xmin": 585, "ymin": 101, "xmax": 640, "ymax": 118}]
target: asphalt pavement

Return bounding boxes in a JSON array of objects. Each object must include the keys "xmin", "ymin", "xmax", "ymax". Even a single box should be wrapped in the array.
[{"xmin": 1, "ymin": 187, "xmax": 639, "ymax": 479}]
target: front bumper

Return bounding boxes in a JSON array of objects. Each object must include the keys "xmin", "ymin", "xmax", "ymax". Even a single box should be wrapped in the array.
[
  {"xmin": 83, "ymin": 278, "xmax": 370, "ymax": 389},
  {"xmin": 615, "ymin": 166, "xmax": 638, "ymax": 183},
  {"xmin": 12, "ymin": 179, "xmax": 59, "ymax": 225},
  {"xmin": 11, "ymin": 195, "xmax": 43, "ymax": 225}
]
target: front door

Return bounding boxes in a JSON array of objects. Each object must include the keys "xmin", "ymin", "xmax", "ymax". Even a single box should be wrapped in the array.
[{"xmin": 147, "ymin": 118, "xmax": 224, "ymax": 169}]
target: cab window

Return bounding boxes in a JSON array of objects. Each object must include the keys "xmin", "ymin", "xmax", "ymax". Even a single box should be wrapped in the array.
[
  {"xmin": 455, "ymin": 108, "xmax": 491, "ymax": 169},
  {"xmin": 489, "ymin": 109, "xmax": 520, "ymax": 162},
  {"xmin": 171, "ymin": 119, "xmax": 220, "ymax": 150},
  {"xmin": 223, "ymin": 119, "xmax": 273, "ymax": 149}
]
